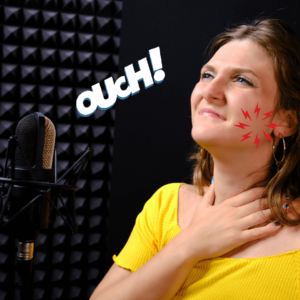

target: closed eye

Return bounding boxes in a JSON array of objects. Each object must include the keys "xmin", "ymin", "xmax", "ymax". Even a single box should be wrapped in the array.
[{"xmin": 200, "ymin": 72, "xmax": 255, "ymax": 87}]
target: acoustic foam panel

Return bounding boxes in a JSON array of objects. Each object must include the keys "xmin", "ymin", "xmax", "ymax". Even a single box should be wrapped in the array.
[{"xmin": 0, "ymin": 0, "xmax": 122, "ymax": 299}]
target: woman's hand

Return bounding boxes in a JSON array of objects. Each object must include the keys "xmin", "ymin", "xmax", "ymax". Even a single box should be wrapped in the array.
[
  {"xmin": 282, "ymin": 194, "xmax": 300, "ymax": 221},
  {"xmin": 181, "ymin": 182, "xmax": 282, "ymax": 264}
]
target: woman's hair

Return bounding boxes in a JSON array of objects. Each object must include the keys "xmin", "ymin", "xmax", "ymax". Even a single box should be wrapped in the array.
[{"xmin": 188, "ymin": 17, "xmax": 300, "ymax": 226}]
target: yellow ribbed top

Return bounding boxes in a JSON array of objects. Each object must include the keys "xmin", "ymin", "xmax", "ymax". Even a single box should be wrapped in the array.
[{"xmin": 113, "ymin": 182, "xmax": 300, "ymax": 299}]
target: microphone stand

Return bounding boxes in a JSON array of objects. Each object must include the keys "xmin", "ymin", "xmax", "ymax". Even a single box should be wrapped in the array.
[{"xmin": 0, "ymin": 135, "xmax": 94, "ymax": 299}]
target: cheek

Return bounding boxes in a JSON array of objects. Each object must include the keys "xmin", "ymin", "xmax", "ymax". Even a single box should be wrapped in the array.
[
  {"xmin": 229, "ymin": 97, "xmax": 272, "ymax": 135},
  {"xmin": 228, "ymin": 93, "xmax": 259, "ymax": 122}
]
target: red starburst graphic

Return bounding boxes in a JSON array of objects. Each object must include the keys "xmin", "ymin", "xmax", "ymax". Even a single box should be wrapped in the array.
[
  {"xmin": 240, "ymin": 131, "xmax": 252, "ymax": 142},
  {"xmin": 234, "ymin": 122, "xmax": 250, "ymax": 129},
  {"xmin": 262, "ymin": 131, "xmax": 273, "ymax": 143},
  {"xmin": 254, "ymin": 133, "xmax": 260, "ymax": 149},
  {"xmin": 265, "ymin": 123, "xmax": 280, "ymax": 129},
  {"xmin": 254, "ymin": 103, "xmax": 261, "ymax": 119},
  {"xmin": 234, "ymin": 103, "xmax": 280, "ymax": 149},
  {"xmin": 262, "ymin": 110, "xmax": 274, "ymax": 120},
  {"xmin": 241, "ymin": 109, "xmax": 252, "ymax": 121}
]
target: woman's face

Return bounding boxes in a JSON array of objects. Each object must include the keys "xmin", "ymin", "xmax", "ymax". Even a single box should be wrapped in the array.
[{"xmin": 191, "ymin": 39, "xmax": 279, "ymax": 153}]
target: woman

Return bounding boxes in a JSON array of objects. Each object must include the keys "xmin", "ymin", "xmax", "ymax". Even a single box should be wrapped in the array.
[{"xmin": 91, "ymin": 17, "xmax": 300, "ymax": 299}]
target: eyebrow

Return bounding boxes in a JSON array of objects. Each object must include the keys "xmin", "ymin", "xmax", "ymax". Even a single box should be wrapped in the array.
[{"xmin": 201, "ymin": 64, "xmax": 259, "ymax": 79}]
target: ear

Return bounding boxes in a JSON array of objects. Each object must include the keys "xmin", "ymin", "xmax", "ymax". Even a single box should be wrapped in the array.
[{"xmin": 272, "ymin": 109, "xmax": 298, "ymax": 138}]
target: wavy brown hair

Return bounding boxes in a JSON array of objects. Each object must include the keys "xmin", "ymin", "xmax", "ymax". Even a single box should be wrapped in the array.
[{"xmin": 188, "ymin": 17, "xmax": 300, "ymax": 226}]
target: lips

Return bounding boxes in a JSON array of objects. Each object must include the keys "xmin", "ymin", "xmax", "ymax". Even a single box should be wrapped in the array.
[{"xmin": 199, "ymin": 108, "xmax": 225, "ymax": 120}]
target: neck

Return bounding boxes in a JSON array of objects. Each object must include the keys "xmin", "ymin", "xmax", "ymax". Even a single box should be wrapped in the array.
[{"xmin": 211, "ymin": 146, "xmax": 274, "ymax": 205}]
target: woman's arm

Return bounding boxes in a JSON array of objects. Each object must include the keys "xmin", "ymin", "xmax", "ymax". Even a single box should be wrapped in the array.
[
  {"xmin": 90, "ymin": 263, "xmax": 131, "ymax": 296},
  {"xmin": 91, "ymin": 183, "xmax": 281, "ymax": 300},
  {"xmin": 90, "ymin": 231, "xmax": 197, "ymax": 300}
]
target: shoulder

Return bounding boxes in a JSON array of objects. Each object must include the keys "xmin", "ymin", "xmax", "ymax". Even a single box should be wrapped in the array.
[
  {"xmin": 149, "ymin": 182, "xmax": 185, "ymax": 203},
  {"xmin": 142, "ymin": 182, "xmax": 207, "ymax": 219},
  {"xmin": 157, "ymin": 182, "xmax": 185, "ymax": 194},
  {"xmin": 141, "ymin": 183, "xmax": 186, "ymax": 223},
  {"xmin": 140, "ymin": 182, "xmax": 185, "ymax": 213},
  {"xmin": 178, "ymin": 183, "xmax": 209, "ymax": 201}
]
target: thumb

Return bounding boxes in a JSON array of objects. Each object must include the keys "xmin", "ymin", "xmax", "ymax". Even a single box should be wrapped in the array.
[{"xmin": 203, "ymin": 181, "xmax": 215, "ymax": 206}]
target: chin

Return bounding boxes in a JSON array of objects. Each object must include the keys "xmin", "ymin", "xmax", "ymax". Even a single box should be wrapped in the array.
[{"xmin": 191, "ymin": 127, "xmax": 217, "ymax": 143}]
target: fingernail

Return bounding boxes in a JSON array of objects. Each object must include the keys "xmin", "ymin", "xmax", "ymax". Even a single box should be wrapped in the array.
[
  {"xmin": 274, "ymin": 221, "xmax": 280, "ymax": 226},
  {"xmin": 285, "ymin": 195, "xmax": 289, "ymax": 200},
  {"xmin": 283, "ymin": 204, "xmax": 289, "ymax": 209},
  {"xmin": 210, "ymin": 176, "xmax": 214, "ymax": 184}
]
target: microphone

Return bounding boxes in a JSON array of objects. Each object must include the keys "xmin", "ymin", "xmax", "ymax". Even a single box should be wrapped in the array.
[
  {"xmin": 6, "ymin": 112, "xmax": 56, "ymax": 293},
  {"xmin": 0, "ymin": 112, "xmax": 94, "ymax": 298}
]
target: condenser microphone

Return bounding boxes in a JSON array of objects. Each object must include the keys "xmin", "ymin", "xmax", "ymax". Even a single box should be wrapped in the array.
[
  {"xmin": 6, "ymin": 112, "xmax": 56, "ymax": 292},
  {"xmin": 0, "ymin": 111, "xmax": 93, "ymax": 297}
]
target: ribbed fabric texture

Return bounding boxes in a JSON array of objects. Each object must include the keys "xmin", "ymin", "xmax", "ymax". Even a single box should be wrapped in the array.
[{"xmin": 113, "ymin": 182, "xmax": 300, "ymax": 299}]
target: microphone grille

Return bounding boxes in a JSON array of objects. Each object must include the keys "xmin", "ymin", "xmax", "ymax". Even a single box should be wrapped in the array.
[
  {"xmin": 43, "ymin": 116, "xmax": 56, "ymax": 169},
  {"xmin": 15, "ymin": 114, "xmax": 38, "ymax": 168},
  {"xmin": 15, "ymin": 113, "xmax": 56, "ymax": 170}
]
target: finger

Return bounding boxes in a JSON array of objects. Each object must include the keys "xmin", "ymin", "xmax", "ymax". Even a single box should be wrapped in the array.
[
  {"xmin": 237, "ymin": 198, "xmax": 269, "ymax": 218},
  {"xmin": 283, "ymin": 200, "xmax": 300, "ymax": 221},
  {"xmin": 203, "ymin": 181, "xmax": 215, "ymax": 207},
  {"xmin": 240, "ymin": 208, "xmax": 273, "ymax": 230},
  {"xmin": 242, "ymin": 221, "xmax": 282, "ymax": 244},
  {"xmin": 230, "ymin": 186, "xmax": 268, "ymax": 207}
]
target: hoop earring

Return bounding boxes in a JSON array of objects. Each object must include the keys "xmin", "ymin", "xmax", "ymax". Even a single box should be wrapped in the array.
[
  {"xmin": 273, "ymin": 137, "xmax": 286, "ymax": 172},
  {"xmin": 200, "ymin": 148, "xmax": 207, "ymax": 159}
]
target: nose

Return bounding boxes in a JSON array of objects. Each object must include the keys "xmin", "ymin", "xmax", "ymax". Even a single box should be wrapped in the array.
[{"xmin": 201, "ymin": 75, "xmax": 226, "ymax": 105}]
